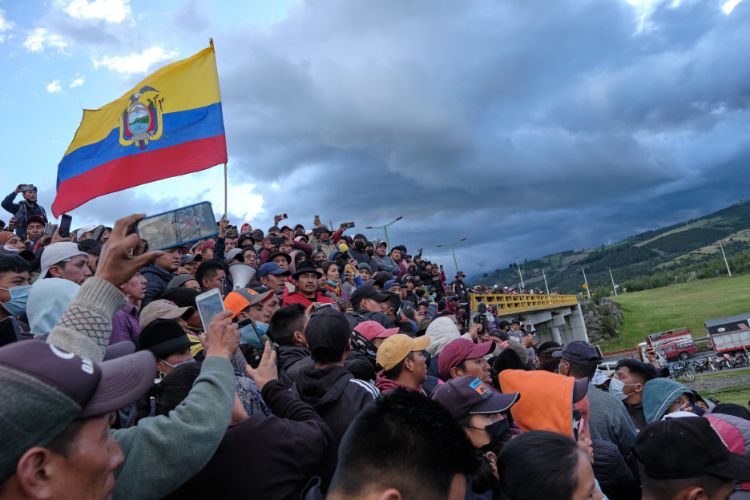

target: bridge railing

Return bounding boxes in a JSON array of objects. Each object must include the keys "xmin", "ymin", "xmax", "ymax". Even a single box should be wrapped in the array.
[{"xmin": 469, "ymin": 293, "xmax": 579, "ymax": 316}]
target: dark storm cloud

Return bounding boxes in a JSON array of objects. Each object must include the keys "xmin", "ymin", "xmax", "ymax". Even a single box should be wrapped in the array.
[{"xmin": 208, "ymin": 0, "xmax": 750, "ymax": 273}]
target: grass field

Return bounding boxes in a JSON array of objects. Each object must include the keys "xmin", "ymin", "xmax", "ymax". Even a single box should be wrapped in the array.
[{"xmin": 602, "ymin": 273, "xmax": 750, "ymax": 350}]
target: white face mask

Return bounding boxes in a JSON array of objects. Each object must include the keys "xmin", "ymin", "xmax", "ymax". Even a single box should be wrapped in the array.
[{"xmin": 609, "ymin": 377, "xmax": 640, "ymax": 401}]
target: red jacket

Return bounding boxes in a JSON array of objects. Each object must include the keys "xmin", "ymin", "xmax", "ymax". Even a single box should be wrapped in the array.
[{"xmin": 281, "ymin": 291, "xmax": 336, "ymax": 308}]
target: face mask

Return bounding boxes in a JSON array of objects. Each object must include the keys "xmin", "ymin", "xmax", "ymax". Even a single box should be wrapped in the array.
[
  {"xmin": 2, "ymin": 244, "xmax": 19, "ymax": 253},
  {"xmin": 355, "ymin": 241, "xmax": 365, "ymax": 250},
  {"xmin": 366, "ymin": 249, "xmax": 374, "ymax": 256},
  {"xmin": 480, "ymin": 418, "xmax": 512, "ymax": 456},
  {"xmin": 256, "ymin": 322, "xmax": 269, "ymax": 335},
  {"xmin": 608, "ymin": 377, "xmax": 629, "ymax": 400},
  {"xmin": 690, "ymin": 403, "xmax": 705, "ymax": 417},
  {"xmin": 0, "ymin": 285, "xmax": 31, "ymax": 317}
]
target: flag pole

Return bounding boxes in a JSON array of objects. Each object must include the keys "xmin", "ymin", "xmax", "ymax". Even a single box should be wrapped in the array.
[{"xmin": 223, "ymin": 162, "xmax": 228, "ymax": 218}]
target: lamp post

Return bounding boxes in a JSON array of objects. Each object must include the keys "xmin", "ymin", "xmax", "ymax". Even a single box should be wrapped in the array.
[
  {"xmin": 436, "ymin": 237, "xmax": 467, "ymax": 275},
  {"xmin": 718, "ymin": 241, "xmax": 732, "ymax": 277},
  {"xmin": 365, "ymin": 216, "xmax": 402, "ymax": 249},
  {"xmin": 516, "ymin": 262, "xmax": 525, "ymax": 290}
]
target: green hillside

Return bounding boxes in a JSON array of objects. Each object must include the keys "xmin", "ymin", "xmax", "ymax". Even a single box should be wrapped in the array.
[
  {"xmin": 602, "ymin": 274, "xmax": 750, "ymax": 350},
  {"xmin": 476, "ymin": 200, "xmax": 750, "ymax": 294}
]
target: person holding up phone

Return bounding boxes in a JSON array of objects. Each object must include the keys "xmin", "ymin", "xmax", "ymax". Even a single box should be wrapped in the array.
[{"xmin": 1, "ymin": 183, "xmax": 48, "ymax": 240}]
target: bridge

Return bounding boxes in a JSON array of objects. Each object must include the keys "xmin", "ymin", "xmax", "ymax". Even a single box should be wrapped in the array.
[{"xmin": 469, "ymin": 293, "xmax": 588, "ymax": 345}]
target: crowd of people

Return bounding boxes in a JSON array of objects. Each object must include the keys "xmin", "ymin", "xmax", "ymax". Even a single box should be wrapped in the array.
[{"xmin": 0, "ymin": 185, "xmax": 749, "ymax": 500}]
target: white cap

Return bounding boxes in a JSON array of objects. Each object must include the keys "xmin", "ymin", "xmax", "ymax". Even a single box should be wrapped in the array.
[{"xmin": 39, "ymin": 242, "xmax": 87, "ymax": 280}]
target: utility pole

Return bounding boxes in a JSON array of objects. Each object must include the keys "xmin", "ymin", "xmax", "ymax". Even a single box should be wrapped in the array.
[
  {"xmin": 516, "ymin": 262, "xmax": 525, "ymax": 290},
  {"xmin": 719, "ymin": 241, "xmax": 732, "ymax": 277},
  {"xmin": 542, "ymin": 268, "xmax": 550, "ymax": 295},
  {"xmin": 580, "ymin": 266, "xmax": 591, "ymax": 300},
  {"xmin": 365, "ymin": 216, "xmax": 403, "ymax": 249},
  {"xmin": 608, "ymin": 267, "xmax": 618, "ymax": 296},
  {"xmin": 436, "ymin": 238, "xmax": 467, "ymax": 275}
]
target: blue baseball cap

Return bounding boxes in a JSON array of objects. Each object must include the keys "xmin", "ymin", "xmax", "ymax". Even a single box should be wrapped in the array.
[{"xmin": 257, "ymin": 262, "xmax": 291, "ymax": 278}]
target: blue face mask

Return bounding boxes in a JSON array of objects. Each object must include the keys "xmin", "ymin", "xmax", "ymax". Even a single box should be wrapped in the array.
[
  {"xmin": 0, "ymin": 285, "xmax": 31, "ymax": 317},
  {"xmin": 256, "ymin": 322, "xmax": 269, "ymax": 335}
]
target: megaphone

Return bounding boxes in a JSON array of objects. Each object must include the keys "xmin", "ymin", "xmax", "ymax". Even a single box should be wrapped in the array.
[{"xmin": 228, "ymin": 263, "xmax": 256, "ymax": 290}]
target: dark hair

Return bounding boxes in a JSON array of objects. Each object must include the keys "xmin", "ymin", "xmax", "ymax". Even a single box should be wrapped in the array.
[
  {"xmin": 563, "ymin": 358, "xmax": 598, "ymax": 380},
  {"xmin": 497, "ymin": 430, "xmax": 582, "ymax": 500},
  {"xmin": 490, "ymin": 349, "xmax": 526, "ymax": 390},
  {"xmin": 0, "ymin": 255, "xmax": 30, "ymax": 275},
  {"xmin": 135, "ymin": 363, "xmax": 201, "ymax": 422},
  {"xmin": 640, "ymin": 471, "xmax": 730, "ymax": 500},
  {"xmin": 322, "ymin": 261, "xmax": 339, "ymax": 276},
  {"xmin": 616, "ymin": 359, "xmax": 656, "ymax": 383},
  {"xmin": 329, "ymin": 389, "xmax": 476, "ymax": 499},
  {"xmin": 46, "ymin": 420, "xmax": 86, "ymax": 457},
  {"xmin": 267, "ymin": 304, "xmax": 306, "ymax": 347},
  {"xmin": 195, "ymin": 259, "xmax": 226, "ymax": 289},
  {"xmin": 711, "ymin": 403, "xmax": 750, "ymax": 421},
  {"xmin": 537, "ymin": 341, "xmax": 561, "ymax": 353},
  {"xmin": 381, "ymin": 351, "xmax": 415, "ymax": 380}
]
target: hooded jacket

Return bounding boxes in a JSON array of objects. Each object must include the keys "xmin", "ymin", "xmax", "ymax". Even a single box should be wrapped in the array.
[
  {"xmin": 277, "ymin": 345, "xmax": 314, "ymax": 382},
  {"xmin": 295, "ymin": 365, "xmax": 378, "ymax": 490},
  {"xmin": 140, "ymin": 264, "xmax": 174, "ymax": 305},
  {"xmin": 591, "ymin": 438, "xmax": 639, "ymax": 500},
  {"xmin": 372, "ymin": 254, "xmax": 399, "ymax": 276},
  {"xmin": 425, "ymin": 317, "xmax": 461, "ymax": 357},
  {"xmin": 499, "ymin": 370, "xmax": 581, "ymax": 438},
  {"xmin": 642, "ymin": 377, "xmax": 692, "ymax": 423}
]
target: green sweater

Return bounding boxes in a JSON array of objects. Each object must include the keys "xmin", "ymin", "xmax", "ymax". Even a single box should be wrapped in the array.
[{"xmin": 46, "ymin": 277, "xmax": 236, "ymax": 500}]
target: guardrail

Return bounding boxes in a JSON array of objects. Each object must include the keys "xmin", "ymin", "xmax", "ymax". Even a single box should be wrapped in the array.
[{"xmin": 469, "ymin": 293, "xmax": 579, "ymax": 315}]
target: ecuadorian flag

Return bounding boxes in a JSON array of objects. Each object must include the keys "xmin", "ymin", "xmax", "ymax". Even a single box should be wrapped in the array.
[{"xmin": 52, "ymin": 44, "xmax": 227, "ymax": 216}]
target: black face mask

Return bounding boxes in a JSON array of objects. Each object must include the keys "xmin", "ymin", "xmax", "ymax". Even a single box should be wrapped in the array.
[
  {"xmin": 480, "ymin": 419, "xmax": 512, "ymax": 456},
  {"xmin": 366, "ymin": 249, "xmax": 374, "ymax": 256},
  {"xmin": 355, "ymin": 241, "xmax": 365, "ymax": 250}
]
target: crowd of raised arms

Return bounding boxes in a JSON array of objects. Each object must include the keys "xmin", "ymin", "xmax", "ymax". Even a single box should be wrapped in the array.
[{"xmin": 0, "ymin": 184, "xmax": 749, "ymax": 500}]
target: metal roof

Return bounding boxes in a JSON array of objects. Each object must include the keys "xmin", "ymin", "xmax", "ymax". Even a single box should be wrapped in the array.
[{"xmin": 704, "ymin": 313, "xmax": 750, "ymax": 328}]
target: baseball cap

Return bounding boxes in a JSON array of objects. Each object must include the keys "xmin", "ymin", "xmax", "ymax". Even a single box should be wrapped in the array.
[
  {"xmin": 438, "ymin": 338, "xmax": 495, "ymax": 380},
  {"xmin": 633, "ymin": 417, "xmax": 750, "ymax": 481},
  {"xmin": 224, "ymin": 289, "xmax": 272, "ymax": 319},
  {"xmin": 0, "ymin": 340, "xmax": 154, "ymax": 482},
  {"xmin": 225, "ymin": 248, "xmax": 244, "ymax": 263},
  {"xmin": 139, "ymin": 299, "xmax": 194, "ymax": 329},
  {"xmin": 167, "ymin": 274, "xmax": 197, "ymax": 290},
  {"xmin": 353, "ymin": 320, "xmax": 399, "ymax": 342},
  {"xmin": 376, "ymin": 334, "xmax": 430, "ymax": 371},
  {"xmin": 552, "ymin": 340, "xmax": 602, "ymax": 364},
  {"xmin": 350, "ymin": 284, "xmax": 390, "ymax": 307},
  {"xmin": 305, "ymin": 308, "xmax": 352, "ymax": 363},
  {"xmin": 38, "ymin": 242, "xmax": 87, "ymax": 279},
  {"xmin": 26, "ymin": 215, "xmax": 45, "ymax": 226},
  {"xmin": 137, "ymin": 318, "xmax": 191, "ymax": 359},
  {"xmin": 180, "ymin": 254, "xmax": 203, "ymax": 266},
  {"xmin": 432, "ymin": 376, "xmax": 520, "ymax": 421},
  {"xmin": 257, "ymin": 262, "xmax": 291, "ymax": 278}
]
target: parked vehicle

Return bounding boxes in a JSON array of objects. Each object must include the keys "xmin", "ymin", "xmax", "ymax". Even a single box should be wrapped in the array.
[
  {"xmin": 597, "ymin": 360, "xmax": 618, "ymax": 377},
  {"xmin": 646, "ymin": 328, "xmax": 698, "ymax": 361},
  {"xmin": 705, "ymin": 313, "xmax": 750, "ymax": 354},
  {"xmin": 668, "ymin": 361, "xmax": 696, "ymax": 382}
]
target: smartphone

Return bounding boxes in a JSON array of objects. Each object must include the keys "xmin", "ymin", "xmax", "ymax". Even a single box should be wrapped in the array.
[
  {"xmin": 342, "ymin": 221, "xmax": 355, "ymax": 229},
  {"xmin": 91, "ymin": 225, "xmax": 105, "ymax": 242},
  {"xmin": 58, "ymin": 214, "xmax": 72, "ymax": 238},
  {"xmin": 195, "ymin": 288, "xmax": 225, "ymax": 331},
  {"xmin": 0, "ymin": 317, "xmax": 22, "ymax": 348},
  {"xmin": 270, "ymin": 236, "xmax": 285, "ymax": 246},
  {"xmin": 276, "ymin": 213, "xmax": 288, "ymax": 220},
  {"xmin": 136, "ymin": 201, "xmax": 218, "ymax": 250},
  {"xmin": 44, "ymin": 223, "xmax": 57, "ymax": 236}
]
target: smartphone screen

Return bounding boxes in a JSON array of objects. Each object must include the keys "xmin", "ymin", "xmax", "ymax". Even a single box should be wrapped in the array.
[
  {"xmin": 237, "ymin": 318, "xmax": 267, "ymax": 368},
  {"xmin": 0, "ymin": 317, "xmax": 21, "ymax": 347},
  {"xmin": 195, "ymin": 289, "xmax": 225, "ymax": 331},
  {"xmin": 136, "ymin": 202, "xmax": 218, "ymax": 250},
  {"xmin": 44, "ymin": 223, "xmax": 57, "ymax": 236},
  {"xmin": 59, "ymin": 214, "xmax": 72, "ymax": 238}
]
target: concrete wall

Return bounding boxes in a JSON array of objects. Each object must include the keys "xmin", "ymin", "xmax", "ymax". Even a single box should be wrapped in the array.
[{"xmin": 496, "ymin": 303, "xmax": 589, "ymax": 345}]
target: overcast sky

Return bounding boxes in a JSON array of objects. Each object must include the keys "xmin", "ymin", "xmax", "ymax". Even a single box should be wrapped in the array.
[{"xmin": 0, "ymin": 0, "xmax": 748, "ymax": 275}]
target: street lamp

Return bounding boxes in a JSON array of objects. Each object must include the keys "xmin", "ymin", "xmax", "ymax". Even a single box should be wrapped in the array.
[
  {"xmin": 365, "ymin": 216, "xmax": 402, "ymax": 248},
  {"xmin": 436, "ymin": 237, "xmax": 467, "ymax": 275}
]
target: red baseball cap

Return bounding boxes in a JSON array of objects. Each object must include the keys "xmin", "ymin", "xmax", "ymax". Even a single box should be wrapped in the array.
[
  {"xmin": 438, "ymin": 338, "xmax": 495, "ymax": 380},
  {"xmin": 353, "ymin": 320, "xmax": 399, "ymax": 342}
]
